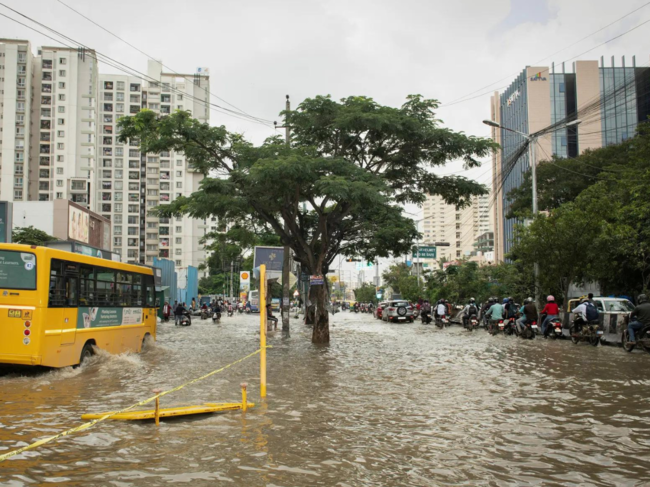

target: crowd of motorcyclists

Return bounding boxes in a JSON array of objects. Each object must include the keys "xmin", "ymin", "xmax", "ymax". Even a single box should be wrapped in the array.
[{"xmin": 162, "ymin": 297, "xmax": 252, "ymax": 326}]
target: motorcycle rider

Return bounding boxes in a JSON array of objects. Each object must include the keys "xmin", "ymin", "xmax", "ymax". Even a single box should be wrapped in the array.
[
  {"xmin": 485, "ymin": 298, "xmax": 505, "ymax": 332},
  {"xmin": 628, "ymin": 294, "xmax": 650, "ymax": 343},
  {"xmin": 460, "ymin": 298, "xmax": 479, "ymax": 328},
  {"xmin": 421, "ymin": 299, "xmax": 432, "ymax": 324},
  {"xmin": 436, "ymin": 300, "xmax": 447, "ymax": 321},
  {"xmin": 516, "ymin": 297, "xmax": 537, "ymax": 334},
  {"xmin": 480, "ymin": 298, "xmax": 495, "ymax": 326},
  {"xmin": 571, "ymin": 298, "xmax": 591, "ymax": 332},
  {"xmin": 540, "ymin": 295, "xmax": 560, "ymax": 337},
  {"xmin": 174, "ymin": 301, "xmax": 188, "ymax": 326}
]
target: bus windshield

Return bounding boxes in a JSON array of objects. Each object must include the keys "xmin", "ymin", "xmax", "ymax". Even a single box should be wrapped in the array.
[{"xmin": 0, "ymin": 250, "xmax": 36, "ymax": 290}]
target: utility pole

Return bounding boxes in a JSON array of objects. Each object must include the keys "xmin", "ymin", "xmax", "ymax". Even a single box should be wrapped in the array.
[
  {"xmin": 230, "ymin": 260, "xmax": 234, "ymax": 302},
  {"xmin": 275, "ymin": 95, "xmax": 291, "ymax": 336}
]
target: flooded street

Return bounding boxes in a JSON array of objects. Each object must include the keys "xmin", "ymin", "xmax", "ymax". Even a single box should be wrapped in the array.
[{"xmin": 2, "ymin": 311, "xmax": 650, "ymax": 486}]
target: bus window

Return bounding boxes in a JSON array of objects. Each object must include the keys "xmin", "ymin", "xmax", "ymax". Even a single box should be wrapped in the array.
[
  {"xmin": 132, "ymin": 274, "xmax": 143, "ymax": 306},
  {"xmin": 49, "ymin": 260, "xmax": 66, "ymax": 307},
  {"xmin": 79, "ymin": 266, "xmax": 95, "ymax": 306},
  {"xmin": 66, "ymin": 276, "xmax": 78, "ymax": 307},
  {"xmin": 96, "ymin": 268, "xmax": 116, "ymax": 306},
  {"xmin": 144, "ymin": 274, "xmax": 155, "ymax": 307},
  {"xmin": 117, "ymin": 271, "xmax": 132, "ymax": 306}
]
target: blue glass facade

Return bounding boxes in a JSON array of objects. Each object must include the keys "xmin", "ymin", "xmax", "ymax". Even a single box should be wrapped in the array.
[
  {"xmin": 498, "ymin": 61, "xmax": 650, "ymax": 258},
  {"xmin": 600, "ymin": 67, "xmax": 638, "ymax": 145},
  {"xmin": 499, "ymin": 70, "xmax": 529, "ymax": 256}
]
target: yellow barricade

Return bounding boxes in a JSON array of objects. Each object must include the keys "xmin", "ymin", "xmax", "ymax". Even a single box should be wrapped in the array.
[{"xmin": 0, "ymin": 347, "xmax": 268, "ymax": 463}]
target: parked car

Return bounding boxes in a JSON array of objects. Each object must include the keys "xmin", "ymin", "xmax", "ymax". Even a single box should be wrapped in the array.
[
  {"xmin": 567, "ymin": 297, "xmax": 635, "ymax": 315},
  {"xmin": 374, "ymin": 302, "xmax": 388, "ymax": 320},
  {"xmin": 382, "ymin": 300, "xmax": 415, "ymax": 323}
]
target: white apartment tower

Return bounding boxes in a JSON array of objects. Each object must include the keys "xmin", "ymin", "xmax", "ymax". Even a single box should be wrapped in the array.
[
  {"xmin": 97, "ymin": 60, "xmax": 210, "ymax": 269},
  {"xmin": 421, "ymin": 191, "xmax": 493, "ymax": 265},
  {"xmin": 31, "ymin": 46, "xmax": 97, "ymax": 206},
  {"xmin": 0, "ymin": 40, "xmax": 34, "ymax": 201}
]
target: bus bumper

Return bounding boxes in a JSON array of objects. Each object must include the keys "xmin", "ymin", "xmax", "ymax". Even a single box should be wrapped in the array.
[{"xmin": 0, "ymin": 353, "xmax": 42, "ymax": 366}]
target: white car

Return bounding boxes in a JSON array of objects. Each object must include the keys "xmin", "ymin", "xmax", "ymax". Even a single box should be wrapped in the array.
[{"xmin": 382, "ymin": 300, "xmax": 415, "ymax": 323}]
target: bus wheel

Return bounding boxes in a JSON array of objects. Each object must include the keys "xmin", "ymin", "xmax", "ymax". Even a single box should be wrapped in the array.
[
  {"xmin": 141, "ymin": 334, "xmax": 151, "ymax": 351},
  {"xmin": 78, "ymin": 342, "xmax": 95, "ymax": 366}
]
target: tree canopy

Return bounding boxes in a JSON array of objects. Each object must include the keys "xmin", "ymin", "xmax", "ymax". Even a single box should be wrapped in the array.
[
  {"xmin": 12, "ymin": 226, "xmax": 57, "ymax": 246},
  {"xmin": 118, "ymin": 94, "xmax": 496, "ymax": 343}
]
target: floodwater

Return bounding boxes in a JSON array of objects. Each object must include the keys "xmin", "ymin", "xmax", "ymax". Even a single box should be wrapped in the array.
[{"xmin": 1, "ymin": 312, "xmax": 650, "ymax": 486}]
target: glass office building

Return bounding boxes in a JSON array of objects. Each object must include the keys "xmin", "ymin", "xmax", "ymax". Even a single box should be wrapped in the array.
[{"xmin": 491, "ymin": 57, "xmax": 650, "ymax": 261}]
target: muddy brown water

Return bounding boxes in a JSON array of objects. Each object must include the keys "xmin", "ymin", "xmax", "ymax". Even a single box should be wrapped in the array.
[{"xmin": 1, "ymin": 312, "xmax": 649, "ymax": 486}]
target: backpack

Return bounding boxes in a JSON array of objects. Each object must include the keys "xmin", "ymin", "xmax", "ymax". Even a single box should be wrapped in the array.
[
  {"xmin": 585, "ymin": 302, "xmax": 599, "ymax": 322},
  {"xmin": 468, "ymin": 305, "xmax": 478, "ymax": 316}
]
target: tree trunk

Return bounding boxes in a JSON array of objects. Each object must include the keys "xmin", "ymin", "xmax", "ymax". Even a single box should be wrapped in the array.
[
  {"xmin": 305, "ymin": 285, "xmax": 317, "ymax": 326},
  {"xmin": 311, "ymin": 281, "xmax": 330, "ymax": 344}
]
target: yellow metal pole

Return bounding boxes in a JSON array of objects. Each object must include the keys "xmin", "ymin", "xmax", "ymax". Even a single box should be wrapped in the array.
[
  {"xmin": 152, "ymin": 388, "xmax": 161, "ymax": 426},
  {"xmin": 241, "ymin": 382, "xmax": 248, "ymax": 411},
  {"xmin": 260, "ymin": 264, "xmax": 267, "ymax": 398}
]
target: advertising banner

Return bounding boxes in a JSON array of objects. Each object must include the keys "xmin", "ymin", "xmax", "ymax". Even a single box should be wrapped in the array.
[
  {"xmin": 0, "ymin": 251, "xmax": 36, "ymax": 289},
  {"xmin": 239, "ymin": 271, "xmax": 250, "ymax": 292},
  {"xmin": 77, "ymin": 307, "xmax": 142, "ymax": 329},
  {"xmin": 68, "ymin": 205, "xmax": 89, "ymax": 243}
]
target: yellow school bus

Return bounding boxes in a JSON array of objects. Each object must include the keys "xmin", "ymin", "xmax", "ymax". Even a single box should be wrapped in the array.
[{"xmin": 0, "ymin": 243, "xmax": 157, "ymax": 368}]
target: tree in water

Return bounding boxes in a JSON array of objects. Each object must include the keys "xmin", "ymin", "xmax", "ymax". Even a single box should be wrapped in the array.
[{"xmin": 118, "ymin": 95, "xmax": 495, "ymax": 343}]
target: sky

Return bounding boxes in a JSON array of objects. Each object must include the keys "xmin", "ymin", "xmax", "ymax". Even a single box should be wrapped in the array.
[{"xmin": 2, "ymin": 0, "xmax": 650, "ymax": 280}]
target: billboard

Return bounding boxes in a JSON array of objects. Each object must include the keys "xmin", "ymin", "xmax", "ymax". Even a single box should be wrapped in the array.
[
  {"xmin": 240, "ymin": 271, "xmax": 250, "ymax": 292},
  {"xmin": 0, "ymin": 202, "xmax": 12, "ymax": 243},
  {"xmin": 68, "ymin": 205, "xmax": 89, "ymax": 243},
  {"xmin": 253, "ymin": 246, "xmax": 284, "ymax": 272}
]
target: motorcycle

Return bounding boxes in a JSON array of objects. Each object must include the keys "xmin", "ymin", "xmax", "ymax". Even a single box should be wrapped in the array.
[
  {"xmin": 489, "ymin": 319, "xmax": 505, "ymax": 335},
  {"xmin": 212, "ymin": 310, "xmax": 221, "ymax": 323},
  {"xmin": 503, "ymin": 317, "xmax": 516, "ymax": 336},
  {"xmin": 467, "ymin": 314, "xmax": 479, "ymax": 331},
  {"xmin": 238, "ymin": 307, "xmax": 244, "ymax": 314},
  {"xmin": 545, "ymin": 317, "xmax": 564, "ymax": 339},
  {"xmin": 569, "ymin": 318, "xmax": 602, "ymax": 346},
  {"xmin": 519, "ymin": 320, "xmax": 537, "ymax": 340},
  {"xmin": 178, "ymin": 312, "xmax": 191, "ymax": 327},
  {"xmin": 201, "ymin": 310, "xmax": 208, "ymax": 320},
  {"xmin": 421, "ymin": 311, "xmax": 432, "ymax": 325},
  {"xmin": 227, "ymin": 307, "xmax": 234, "ymax": 317},
  {"xmin": 435, "ymin": 315, "xmax": 448, "ymax": 329},
  {"xmin": 622, "ymin": 314, "xmax": 650, "ymax": 353},
  {"xmin": 245, "ymin": 308, "xmax": 251, "ymax": 314},
  {"xmin": 354, "ymin": 307, "xmax": 359, "ymax": 313}
]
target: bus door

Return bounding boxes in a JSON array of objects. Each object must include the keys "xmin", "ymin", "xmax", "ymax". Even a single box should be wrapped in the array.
[{"xmin": 49, "ymin": 260, "xmax": 79, "ymax": 346}]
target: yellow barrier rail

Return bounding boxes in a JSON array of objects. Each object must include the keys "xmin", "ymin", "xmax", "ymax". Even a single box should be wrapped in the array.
[{"xmin": 0, "ymin": 347, "xmax": 268, "ymax": 463}]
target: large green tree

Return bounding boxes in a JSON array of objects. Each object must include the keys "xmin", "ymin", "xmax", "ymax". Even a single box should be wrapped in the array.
[
  {"xmin": 118, "ymin": 95, "xmax": 495, "ymax": 343},
  {"xmin": 12, "ymin": 226, "xmax": 57, "ymax": 246}
]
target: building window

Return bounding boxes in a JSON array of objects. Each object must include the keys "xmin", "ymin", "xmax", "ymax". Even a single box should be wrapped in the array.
[
  {"xmin": 57, "ymin": 130, "xmax": 64, "ymax": 137},
  {"xmin": 58, "ymin": 82, "xmax": 66, "ymax": 89},
  {"xmin": 59, "ymin": 70, "xmax": 66, "ymax": 77},
  {"xmin": 58, "ymin": 118, "xmax": 65, "ymax": 126},
  {"xmin": 117, "ymin": 81, "xmax": 125, "ymax": 90},
  {"xmin": 59, "ymin": 58, "xmax": 67, "ymax": 65}
]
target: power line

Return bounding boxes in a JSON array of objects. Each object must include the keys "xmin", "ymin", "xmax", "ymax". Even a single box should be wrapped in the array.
[
  {"xmin": 54, "ymin": 0, "xmax": 274, "ymax": 126},
  {"xmin": 440, "ymin": 14, "xmax": 650, "ymax": 109},
  {"xmin": 0, "ymin": 4, "xmax": 275, "ymax": 128}
]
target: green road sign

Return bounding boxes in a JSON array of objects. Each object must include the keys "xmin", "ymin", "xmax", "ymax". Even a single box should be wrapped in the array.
[{"xmin": 412, "ymin": 246, "xmax": 437, "ymax": 259}]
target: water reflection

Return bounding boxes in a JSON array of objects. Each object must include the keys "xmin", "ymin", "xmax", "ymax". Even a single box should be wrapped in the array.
[{"xmin": 1, "ymin": 312, "xmax": 650, "ymax": 485}]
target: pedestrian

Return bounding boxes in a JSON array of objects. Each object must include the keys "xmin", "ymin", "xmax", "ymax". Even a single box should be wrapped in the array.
[
  {"xmin": 266, "ymin": 302, "xmax": 278, "ymax": 331},
  {"xmin": 191, "ymin": 297, "xmax": 197, "ymax": 310},
  {"xmin": 174, "ymin": 301, "xmax": 186, "ymax": 326}
]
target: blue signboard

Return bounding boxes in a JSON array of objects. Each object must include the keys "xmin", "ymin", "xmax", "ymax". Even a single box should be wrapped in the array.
[{"xmin": 253, "ymin": 246, "xmax": 284, "ymax": 272}]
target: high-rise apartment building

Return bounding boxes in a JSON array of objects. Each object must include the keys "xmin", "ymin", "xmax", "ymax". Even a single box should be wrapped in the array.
[
  {"xmin": 490, "ymin": 57, "xmax": 650, "ymax": 261},
  {"xmin": 0, "ymin": 38, "xmax": 212, "ymax": 272},
  {"xmin": 0, "ymin": 39, "xmax": 34, "ymax": 202},
  {"xmin": 31, "ymin": 46, "xmax": 97, "ymax": 207},
  {"xmin": 97, "ymin": 60, "xmax": 210, "ymax": 269},
  {"xmin": 419, "ymin": 191, "xmax": 492, "ymax": 267}
]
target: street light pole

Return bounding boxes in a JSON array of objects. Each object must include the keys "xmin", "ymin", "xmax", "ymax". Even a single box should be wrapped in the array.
[{"xmin": 483, "ymin": 118, "xmax": 581, "ymax": 308}]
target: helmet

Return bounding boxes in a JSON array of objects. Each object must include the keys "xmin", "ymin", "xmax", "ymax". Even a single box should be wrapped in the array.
[
  {"xmin": 488, "ymin": 297, "xmax": 495, "ymax": 303},
  {"xmin": 469, "ymin": 297, "xmax": 475, "ymax": 303},
  {"xmin": 502, "ymin": 298, "xmax": 509, "ymax": 304},
  {"xmin": 547, "ymin": 295, "xmax": 555, "ymax": 302},
  {"xmin": 523, "ymin": 298, "xmax": 530, "ymax": 304},
  {"xmin": 639, "ymin": 294, "xmax": 648, "ymax": 304},
  {"xmin": 527, "ymin": 297, "xmax": 533, "ymax": 303}
]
